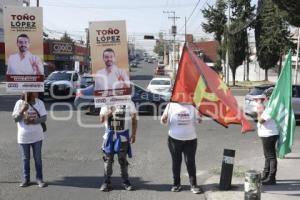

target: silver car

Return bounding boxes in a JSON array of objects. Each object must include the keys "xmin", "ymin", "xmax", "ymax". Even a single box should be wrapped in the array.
[{"xmin": 244, "ymin": 84, "xmax": 300, "ymax": 120}]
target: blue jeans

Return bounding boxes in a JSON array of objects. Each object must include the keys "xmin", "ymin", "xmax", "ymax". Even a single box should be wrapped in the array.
[{"xmin": 19, "ymin": 140, "xmax": 43, "ymax": 182}]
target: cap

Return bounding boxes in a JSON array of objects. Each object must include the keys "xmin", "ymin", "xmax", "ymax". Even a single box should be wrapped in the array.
[{"xmin": 263, "ymin": 87, "xmax": 274, "ymax": 98}]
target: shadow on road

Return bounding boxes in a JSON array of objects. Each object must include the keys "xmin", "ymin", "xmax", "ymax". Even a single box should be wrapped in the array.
[
  {"xmin": 202, "ymin": 183, "xmax": 244, "ymax": 192},
  {"xmin": 49, "ymin": 176, "xmax": 182, "ymax": 192},
  {"xmin": 262, "ymin": 179, "xmax": 300, "ymax": 195}
]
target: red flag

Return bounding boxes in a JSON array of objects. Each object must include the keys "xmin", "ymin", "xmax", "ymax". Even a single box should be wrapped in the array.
[{"xmin": 171, "ymin": 44, "xmax": 253, "ymax": 133}]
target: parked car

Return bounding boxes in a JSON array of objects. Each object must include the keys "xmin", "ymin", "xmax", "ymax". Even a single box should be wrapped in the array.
[
  {"xmin": 244, "ymin": 84, "xmax": 300, "ymax": 120},
  {"xmin": 129, "ymin": 61, "xmax": 139, "ymax": 68},
  {"xmin": 44, "ymin": 70, "xmax": 80, "ymax": 99},
  {"xmin": 80, "ymin": 75, "xmax": 94, "ymax": 88},
  {"xmin": 74, "ymin": 83, "xmax": 169, "ymax": 115},
  {"xmin": 154, "ymin": 66, "xmax": 165, "ymax": 76},
  {"xmin": 147, "ymin": 77, "xmax": 172, "ymax": 98},
  {"xmin": 158, "ymin": 61, "xmax": 165, "ymax": 67}
]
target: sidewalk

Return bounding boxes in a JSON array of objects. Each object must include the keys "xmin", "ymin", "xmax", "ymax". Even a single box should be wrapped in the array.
[{"xmin": 202, "ymin": 153, "xmax": 300, "ymax": 200}]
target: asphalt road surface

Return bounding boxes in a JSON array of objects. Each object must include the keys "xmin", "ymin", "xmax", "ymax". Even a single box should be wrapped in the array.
[{"xmin": 1, "ymin": 61, "xmax": 299, "ymax": 200}]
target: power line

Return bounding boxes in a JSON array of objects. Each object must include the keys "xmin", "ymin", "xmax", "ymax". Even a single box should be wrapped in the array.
[
  {"xmin": 178, "ymin": 0, "xmax": 201, "ymax": 32},
  {"xmin": 40, "ymin": 2, "xmax": 195, "ymax": 10}
]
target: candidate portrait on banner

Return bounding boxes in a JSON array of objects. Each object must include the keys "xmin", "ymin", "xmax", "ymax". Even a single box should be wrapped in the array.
[
  {"xmin": 6, "ymin": 33, "xmax": 43, "ymax": 75},
  {"xmin": 94, "ymin": 48, "xmax": 130, "ymax": 92}
]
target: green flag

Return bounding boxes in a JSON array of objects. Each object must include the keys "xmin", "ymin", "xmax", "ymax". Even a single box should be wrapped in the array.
[{"xmin": 265, "ymin": 50, "xmax": 296, "ymax": 159}]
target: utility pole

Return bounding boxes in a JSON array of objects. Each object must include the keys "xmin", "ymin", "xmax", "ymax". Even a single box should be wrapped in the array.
[
  {"xmin": 163, "ymin": 11, "xmax": 179, "ymax": 78},
  {"xmin": 85, "ymin": 28, "xmax": 90, "ymax": 73},
  {"xmin": 185, "ymin": 17, "xmax": 187, "ymax": 43},
  {"xmin": 294, "ymin": 28, "xmax": 300, "ymax": 84},
  {"xmin": 37, "ymin": 0, "xmax": 39, "ymax": 7}
]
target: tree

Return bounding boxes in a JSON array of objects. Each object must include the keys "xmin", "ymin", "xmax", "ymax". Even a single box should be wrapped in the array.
[
  {"xmin": 202, "ymin": 0, "xmax": 227, "ymax": 43},
  {"xmin": 60, "ymin": 32, "xmax": 73, "ymax": 43},
  {"xmin": 153, "ymin": 32, "xmax": 166, "ymax": 57},
  {"xmin": 202, "ymin": 0, "xmax": 227, "ymax": 71},
  {"xmin": 272, "ymin": 0, "xmax": 300, "ymax": 26},
  {"xmin": 227, "ymin": 0, "xmax": 255, "ymax": 86},
  {"xmin": 255, "ymin": 0, "xmax": 293, "ymax": 81}
]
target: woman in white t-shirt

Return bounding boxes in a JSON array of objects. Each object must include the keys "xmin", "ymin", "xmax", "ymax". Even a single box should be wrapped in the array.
[
  {"xmin": 12, "ymin": 92, "xmax": 47, "ymax": 188},
  {"xmin": 161, "ymin": 102, "xmax": 202, "ymax": 194},
  {"xmin": 255, "ymin": 89, "xmax": 279, "ymax": 185}
]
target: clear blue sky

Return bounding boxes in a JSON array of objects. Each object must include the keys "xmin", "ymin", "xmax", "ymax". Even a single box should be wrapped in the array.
[{"xmin": 30, "ymin": 0, "xmax": 217, "ymax": 41}]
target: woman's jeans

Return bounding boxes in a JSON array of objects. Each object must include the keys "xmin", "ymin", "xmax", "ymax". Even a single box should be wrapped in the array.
[
  {"xmin": 19, "ymin": 140, "xmax": 43, "ymax": 182},
  {"xmin": 168, "ymin": 136, "xmax": 197, "ymax": 186}
]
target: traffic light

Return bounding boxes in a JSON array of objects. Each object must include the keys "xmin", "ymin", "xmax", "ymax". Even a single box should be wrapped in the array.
[{"xmin": 144, "ymin": 35, "xmax": 155, "ymax": 40}]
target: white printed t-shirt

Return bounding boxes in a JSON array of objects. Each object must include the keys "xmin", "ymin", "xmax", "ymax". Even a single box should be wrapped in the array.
[
  {"xmin": 100, "ymin": 101, "xmax": 137, "ymax": 142},
  {"xmin": 163, "ymin": 102, "xmax": 201, "ymax": 140},
  {"xmin": 257, "ymin": 111, "xmax": 279, "ymax": 137},
  {"xmin": 7, "ymin": 52, "xmax": 43, "ymax": 75},
  {"xmin": 95, "ymin": 65, "xmax": 130, "ymax": 91},
  {"xmin": 12, "ymin": 98, "xmax": 47, "ymax": 144}
]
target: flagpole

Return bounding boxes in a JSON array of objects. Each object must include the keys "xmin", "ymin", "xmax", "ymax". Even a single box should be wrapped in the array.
[
  {"xmin": 225, "ymin": 4, "xmax": 231, "ymax": 85},
  {"xmin": 294, "ymin": 27, "xmax": 300, "ymax": 84}
]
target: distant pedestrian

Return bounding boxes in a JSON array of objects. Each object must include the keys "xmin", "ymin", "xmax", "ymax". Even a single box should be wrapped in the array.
[
  {"xmin": 256, "ymin": 88, "xmax": 278, "ymax": 185},
  {"xmin": 12, "ymin": 92, "xmax": 47, "ymax": 188},
  {"xmin": 99, "ymin": 102, "xmax": 137, "ymax": 191},
  {"xmin": 161, "ymin": 102, "xmax": 202, "ymax": 194}
]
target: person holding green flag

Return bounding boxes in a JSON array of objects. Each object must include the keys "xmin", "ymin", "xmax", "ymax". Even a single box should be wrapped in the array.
[
  {"xmin": 256, "ymin": 89, "xmax": 279, "ymax": 185},
  {"xmin": 264, "ymin": 50, "xmax": 296, "ymax": 159},
  {"xmin": 256, "ymin": 50, "xmax": 296, "ymax": 185}
]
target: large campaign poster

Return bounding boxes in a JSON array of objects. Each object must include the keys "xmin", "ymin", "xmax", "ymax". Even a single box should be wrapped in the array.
[
  {"xmin": 4, "ymin": 6, "xmax": 44, "ymax": 92},
  {"xmin": 89, "ymin": 20, "xmax": 131, "ymax": 107}
]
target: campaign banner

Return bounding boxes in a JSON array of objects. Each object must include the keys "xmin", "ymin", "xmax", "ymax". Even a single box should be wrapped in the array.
[
  {"xmin": 89, "ymin": 20, "xmax": 131, "ymax": 107},
  {"xmin": 4, "ymin": 6, "xmax": 44, "ymax": 92}
]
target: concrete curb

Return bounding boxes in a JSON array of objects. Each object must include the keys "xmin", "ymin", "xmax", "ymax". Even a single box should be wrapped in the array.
[{"xmin": 203, "ymin": 176, "xmax": 244, "ymax": 200}]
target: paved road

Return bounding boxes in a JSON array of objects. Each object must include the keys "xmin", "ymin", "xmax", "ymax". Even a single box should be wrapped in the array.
[
  {"xmin": 2, "ymin": 61, "xmax": 298, "ymax": 200},
  {"xmin": 1, "ymin": 93, "xmax": 299, "ymax": 200}
]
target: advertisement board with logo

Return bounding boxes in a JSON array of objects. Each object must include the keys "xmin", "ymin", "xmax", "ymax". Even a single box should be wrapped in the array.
[
  {"xmin": 4, "ymin": 6, "xmax": 44, "ymax": 92},
  {"xmin": 50, "ymin": 41, "xmax": 74, "ymax": 55},
  {"xmin": 89, "ymin": 20, "xmax": 131, "ymax": 107}
]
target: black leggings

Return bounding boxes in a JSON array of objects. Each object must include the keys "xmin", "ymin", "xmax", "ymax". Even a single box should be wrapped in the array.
[
  {"xmin": 168, "ymin": 136, "xmax": 197, "ymax": 186},
  {"xmin": 261, "ymin": 135, "xmax": 279, "ymax": 175}
]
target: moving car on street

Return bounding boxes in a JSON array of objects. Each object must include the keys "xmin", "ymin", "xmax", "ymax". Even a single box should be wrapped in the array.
[
  {"xmin": 147, "ymin": 77, "xmax": 172, "ymax": 98},
  {"xmin": 74, "ymin": 83, "xmax": 169, "ymax": 115},
  {"xmin": 44, "ymin": 70, "xmax": 80, "ymax": 99}
]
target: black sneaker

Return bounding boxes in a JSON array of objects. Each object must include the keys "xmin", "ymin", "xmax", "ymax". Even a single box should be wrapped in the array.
[
  {"xmin": 171, "ymin": 185, "xmax": 181, "ymax": 192},
  {"xmin": 19, "ymin": 181, "xmax": 30, "ymax": 187},
  {"xmin": 123, "ymin": 180, "xmax": 134, "ymax": 191},
  {"xmin": 190, "ymin": 185, "xmax": 202, "ymax": 194},
  {"xmin": 99, "ymin": 182, "xmax": 112, "ymax": 192}
]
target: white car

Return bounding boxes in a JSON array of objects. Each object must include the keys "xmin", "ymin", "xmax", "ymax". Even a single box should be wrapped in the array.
[
  {"xmin": 147, "ymin": 77, "xmax": 172, "ymax": 98},
  {"xmin": 244, "ymin": 84, "xmax": 300, "ymax": 121},
  {"xmin": 44, "ymin": 70, "xmax": 81, "ymax": 99}
]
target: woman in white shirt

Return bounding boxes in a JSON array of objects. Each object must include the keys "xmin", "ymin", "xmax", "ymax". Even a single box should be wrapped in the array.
[
  {"xmin": 256, "ymin": 89, "xmax": 279, "ymax": 185},
  {"xmin": 12, "ymin": 92, "xmax": 47, "ymax": 188},
  {"xmin": 161, "ymin": 102, "xmax": 202, "ymax": 194}
]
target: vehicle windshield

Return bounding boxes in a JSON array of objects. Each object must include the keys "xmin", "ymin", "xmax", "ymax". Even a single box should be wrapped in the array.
[
  {"xmin": 150, "ymin": 80, "xmax": 171, "ymax": 85},
  {"xmin": 249, "ymin": 87, "xmax": 266, "ymax": 95},
  {"xmin": 47, "ymin": 72, "xmax": 72, "ymax": 81},
  {"xmin": 81, "ymin": 77, "xmax": 93, "ymax": 84}
]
